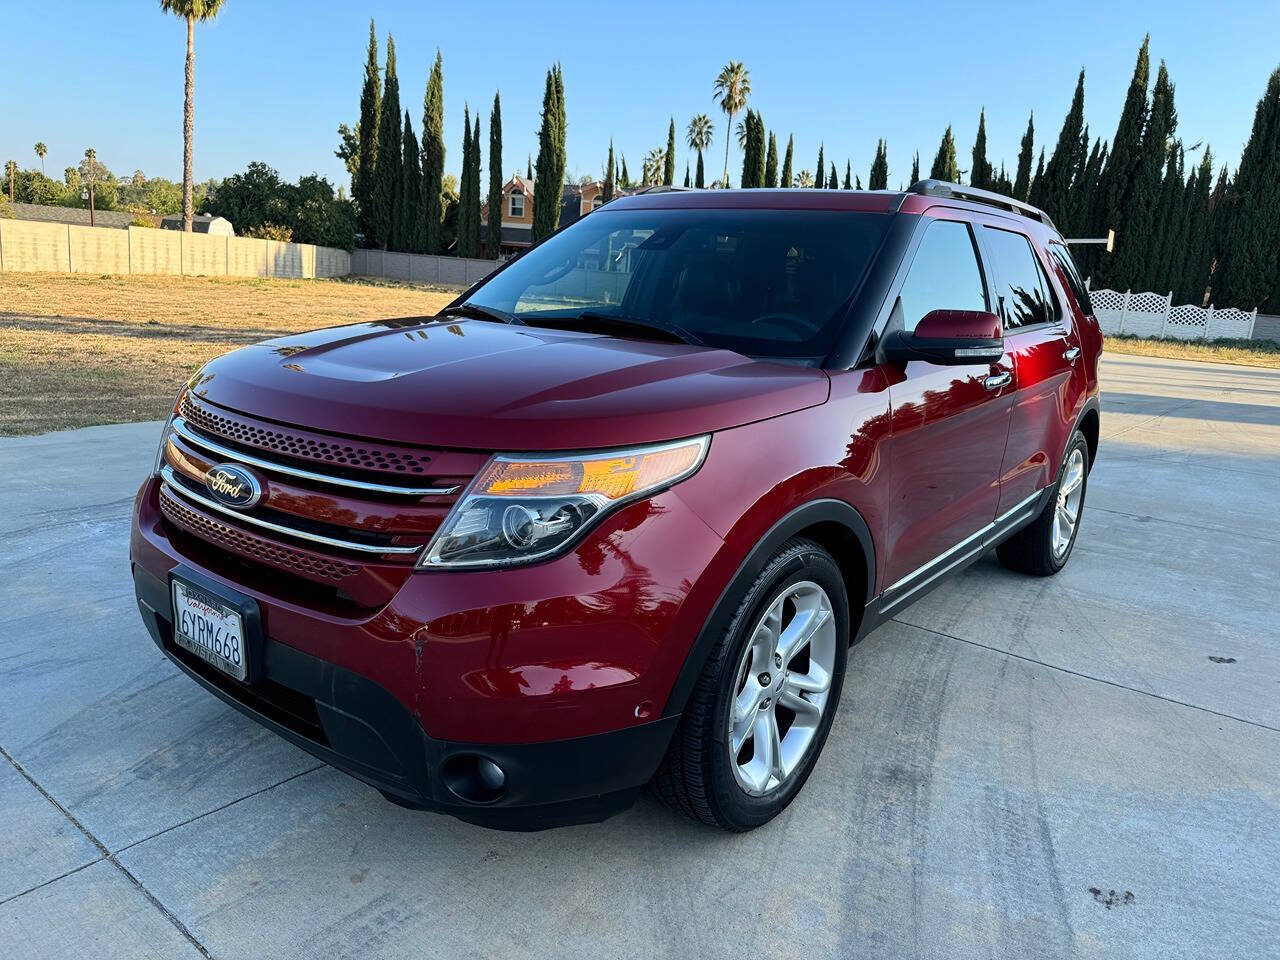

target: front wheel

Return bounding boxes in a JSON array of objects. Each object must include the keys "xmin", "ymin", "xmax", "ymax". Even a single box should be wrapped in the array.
[
  {"xmin": 651, "ymin": 539, "xmax": 850, "ymax": 831},
  {"xmin": 997, "ymin": 431, "xmax": 1090, "ymax": 576}
]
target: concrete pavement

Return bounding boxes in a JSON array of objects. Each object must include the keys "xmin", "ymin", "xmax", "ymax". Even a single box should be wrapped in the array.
[{"xmin": 2, "ymin": 353, "xmax": 1278, "ymax": 959}]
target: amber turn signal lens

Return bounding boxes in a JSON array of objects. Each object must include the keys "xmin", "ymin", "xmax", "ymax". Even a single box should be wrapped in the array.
[{"xmin": 474, "ymin": 438, "xmax": 707, "ymax": 502}]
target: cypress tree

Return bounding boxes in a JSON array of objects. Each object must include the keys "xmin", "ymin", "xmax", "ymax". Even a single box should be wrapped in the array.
[
  {"xmin": 970, "ymin": 109, "xmax": 992, "ymax": 189},
  {"xmin": 1111, "ymin": 61, "xmax": 1176, "ymax": 291},
  {"xmin": 753, "ymin": 113, "xmax": 767, "ymax": 188},
  {"xmin": 532, "ymin": 68, "xmax": 561, "ymax": 240},
  {"xmin": 469, "ymin": 117, "xmax": 483, "ymax": 253},
  {"xmin": 1094, "ymin": 36, "xmax": 1150, "ymax": 288},
  {"xmin": 1061, "ymin": 124, "xmax": 1092, "ymax": 237},
  {"xmin": 684, "ymin": 164, "xmax": 691, "ymax": 188},
  {"xmin": 780, "ymin": 135, "xmax": 794, "ymax": 188},
  {"xmin": 1214, "ymin": 68, "xmax": 1280, "ymax": 310},
  {"xmin": 1030, "ymin": 149, "xmax": 1045, "ymax": 203},
  {"xmin": 1037, "ymin": 69, "xmax": 1086, "ymax": 226},
  {"xmin": 1077, "ymin": 139, "xmax": 1109, "ymax": 276},
  {"xmin": 604, "ymin": 140, "xmax": 616, "ymax": 201},
  {"xmin": 391, "ymin": 109, "xmax": 414, "ymax": 250},
  {"xmin": 814, "ymin": 144, "xmax": 825, "ymax": 188},
  {"xmin": 929, "ymin": 126, "xmax": 959, "ymax": 182},
  {"xmin": 869, "ymin": 139, "xmax": 888, "ymax": 190},
  {"xmin": 457, "ymin": 106, "xmax": 473, "ymax": 255},
  {"xmin": 910, "ymin": 151, "xmax": 920, "ymax": 184},
  {"xmin": 843, "ymin": 160, "xmax": 852, "ymax": 190},
  {"xmin": 527, "ymin": 155, "xmax": 533, "ymax": 179},
  {"xmin": 1013, "ymin": 112, "xmax": 1034, "ymax": 201},
  {"xmin": 1175, "ymin": 147, "xmax": 1214, "ymax": 304},
  {"xmin": 995, "ymin": 162, "xmax": 1013, "ymax": 197},
  {"xmin": 619, "ymin": 156, "xmax": 630, "ymax": 189},
  {"xmin": 695, "ymin": 151, "xmax": 705, "ymax": 189},
  {"xmin": 401, "ymin": 112, "xmax": 424, "ymax": 253},
  {"xmin": 764, "ymin": 132, "xmax": 778, "ymax": 188},
  {"xmin": 1149, "ymin": 142, "xmax": 1185, "ymax": 291},
  {"xmin": 355, "ymin": 20, "xmax": 380, "ymax": 244},
  {"xmin": 421, "ymin": 51, "xmax": 445, "ymax": 254},
  {"xmin": 740, "ymin": 110, "xmax": 757, "ymax": 187},
  {"xmin": 486, "ymin": 92, "xmax": 503, "ymax": 258},
  {"xmin": 664, "ymin": 117, "xmax": 677, "ymax": 186},
  {"xmin": 855, "ymin": 175, "xmax": 863, "ymax": 189},
  {"xmin": 370, "ymin": 35, "xmax": 401, "ymax": 249},
  {"xmin": 554, "ymin": 64, "xmax": 567, "ymax": 194}
]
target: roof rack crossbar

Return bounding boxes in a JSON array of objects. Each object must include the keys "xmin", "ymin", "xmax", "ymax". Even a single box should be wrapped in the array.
[{"xmin": 906, "ymin": 179, "xmax": 1055, "ymax": 230}]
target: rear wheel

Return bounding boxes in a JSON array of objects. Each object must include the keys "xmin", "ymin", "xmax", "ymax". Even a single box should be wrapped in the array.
[
  {"xmin": 651, "ymin": 539, "xmax": 849, "ymax": 831},
  {"xmin": 997, "ymin": 431, "xmax": 1089, "ymax": 576}
]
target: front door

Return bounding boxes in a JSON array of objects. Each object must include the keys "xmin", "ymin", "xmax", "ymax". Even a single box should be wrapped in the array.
[{"xmin": 881, "ymin": 218, "xmax": 1014, "ymax": 589}]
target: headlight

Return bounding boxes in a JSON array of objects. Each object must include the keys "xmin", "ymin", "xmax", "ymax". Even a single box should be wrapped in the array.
[
  {"xmin": 419, "ymin": 435, "xmax": 709, "ymax": 570},
  {"xmin": 152, "ymin": 384, "xmax": 190, "ymax": 477}
]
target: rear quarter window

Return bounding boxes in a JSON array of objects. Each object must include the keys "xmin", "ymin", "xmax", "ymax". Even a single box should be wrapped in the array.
[{"xmin": 1048, "ymin": 242, "xmax": 1093, "ymax": 315}]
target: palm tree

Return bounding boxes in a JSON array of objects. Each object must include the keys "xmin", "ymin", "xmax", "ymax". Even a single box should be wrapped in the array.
[
  {"xmin": 643, "ymin": 147, "xmax": 666, "ymax": 186},
  {"xmin": 712, "ymin": 61, "xmax": 750, "ymax": 188},
  {"xmin": 159, "ymin": 0, "xmax": 225, "ymax": 232},
  {"xmin": 687, "ymin": 113, "xmax": 713, "ymax": 189},
  {"xmin": 34, "ymin": 142, "xmax": 47, "ymax": 175},
  {"xmin": 794, "ymin": 169, "xmax": 814, "ymax": 189}
]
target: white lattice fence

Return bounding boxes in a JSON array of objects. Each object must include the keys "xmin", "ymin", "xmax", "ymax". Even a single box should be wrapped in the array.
[{"xmin": 1088, "ymin": 285, "xmax": 1258, "ymax": 341}]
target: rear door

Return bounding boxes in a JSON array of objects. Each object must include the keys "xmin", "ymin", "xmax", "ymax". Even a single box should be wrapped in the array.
[
  {"xmin": 880, "ymin": 217, "xmax": 1014, "ymax": 588},
  {"xmin": 979, "ymin": 226, "xmax": 1082, "ymax": 514}
]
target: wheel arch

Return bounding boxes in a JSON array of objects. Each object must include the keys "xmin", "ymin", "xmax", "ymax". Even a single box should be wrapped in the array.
[
  {"xmin": 661, "ymin": 498, "xmax": 875, "ymax": 719},
  {"xmin": 1075, "ymin": 398, "xmax": 1101, "ymax": 471}
]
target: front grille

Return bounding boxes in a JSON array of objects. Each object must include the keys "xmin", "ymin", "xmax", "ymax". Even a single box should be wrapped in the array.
[
  {"xmin": 182, "ymin": 394, "xmax": 435, "ymax": 476},
  {"xmin": 160, "ymin": 487, "xmax": 361, "ymax": 582}
]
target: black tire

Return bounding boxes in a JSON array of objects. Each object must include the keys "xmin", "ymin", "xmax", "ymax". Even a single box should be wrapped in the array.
[
  {"xmin": 997, "ymin": 430, "xmax": 1090, "ymax": 576},
  {"xmin": 651, "ymin": 538, "xmax": 850, "ymax": 831}
]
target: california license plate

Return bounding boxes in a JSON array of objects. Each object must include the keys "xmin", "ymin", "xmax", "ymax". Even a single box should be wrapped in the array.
[{"xmin": 171, "ymin": 578, "xmax": 248, "ymax": 681}]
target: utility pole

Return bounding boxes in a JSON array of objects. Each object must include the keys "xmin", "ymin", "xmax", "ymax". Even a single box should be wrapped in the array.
[{"xmin": 83, "ymin": 148, "xmax": 97, "ymax": 227}]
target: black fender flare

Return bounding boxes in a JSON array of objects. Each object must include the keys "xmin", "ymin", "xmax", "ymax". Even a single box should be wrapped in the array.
[
  {"xmin": 1072, "ymin": 395, "xmax": 1102, "ymax": 468},
  {"xmin": 661, "ymin": 498, "xmax": 875, "ymax": 718}
]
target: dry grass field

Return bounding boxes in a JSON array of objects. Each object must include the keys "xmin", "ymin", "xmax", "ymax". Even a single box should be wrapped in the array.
[{"xmin": 0, "ymin": 273, "xmax": 455, "ymax": 434}]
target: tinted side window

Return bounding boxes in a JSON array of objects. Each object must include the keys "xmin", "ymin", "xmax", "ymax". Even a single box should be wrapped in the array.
[
  {"xmin": 896, "ymin": 220, "xmax": 987, "ymax": 332},
  {"xmin": 1049, "ymin": 242, "xmax": 1092, "ymax": 315},
  {"xmin": 983, "ymin": 227, "xmax": 1055, "ymax": 329}
]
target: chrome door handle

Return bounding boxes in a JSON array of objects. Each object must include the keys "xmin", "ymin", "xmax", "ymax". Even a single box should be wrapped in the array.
[
  {"xmin": 1063, "ymin": 347, "xmax": 1081, "ymax": 362},
  {"xmin": 983, "ymin": 371, "xmax": 1012, "ymax": 391}
]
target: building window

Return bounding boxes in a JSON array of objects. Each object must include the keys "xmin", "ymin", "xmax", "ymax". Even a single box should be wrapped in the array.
[
  {"xmin": 509, "ymin": 192, "xmax": 524, "ymax": 218},
  {"xmin": 592, "ymin": 196, "xmax": 604, "ymax": 210}
]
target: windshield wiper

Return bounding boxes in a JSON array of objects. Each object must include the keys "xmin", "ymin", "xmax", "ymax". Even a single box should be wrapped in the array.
[
  {"xmin": 524, "ymin": 310, "xmax": 704, "ymax": 347},
  {"xmin": 437, "ymin": 302, "xmax": 524, "ymax": 325}
]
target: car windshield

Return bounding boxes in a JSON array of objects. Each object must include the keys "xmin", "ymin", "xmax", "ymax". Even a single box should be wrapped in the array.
[{"xmin": 463, "ymin": 207, "xmax": 891, "ymax": 362}]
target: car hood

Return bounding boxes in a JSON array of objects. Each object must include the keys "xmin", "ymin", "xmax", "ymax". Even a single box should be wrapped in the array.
[{"xmin": 189, "ymin": 317, "xmax": 831, "ymax": 451}]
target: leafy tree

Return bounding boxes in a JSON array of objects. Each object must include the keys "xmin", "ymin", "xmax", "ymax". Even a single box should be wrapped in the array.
[
  {"xmin": 664, "ymin": 117, "xmax": 677, "ymax": 186},
  {"xmin": 1013, "ymin": 113, "xmax": 1034, "ymax": 201},
  {"xmin": 1033, "ymin": 69, "xmax": 1085, "ymax": 226},
  {"xmin": 202, "ymin": 162, "xmax": 354, "ymax": 248},
  {"xmin": 780, "ymin": 135, "xmax": 794, "ymax": 189},
  {"xmin": 869, "ymin": 139, "xmax": 888, "ymax": 190},
  {"xmin": 422, "ymin": 50, "xmax": 445, "ymax": 254},
  {"xmin": 814, "ymin": 144, "xmax": 824, "ymax": 188},
  {"xmin": 1093, "ymin": 36, "xmax": 1150, "ymax": 286},
  {"xmin": 292, "ymin": 174, "xmax": 357, "ymax": 248},
  {"xmin": 1110, "ymin": 61, "xmax": 1176, "ymax": 291},
  {"xmin": 764, "ymin": 132, "xmax": 778, "ymax": 188},
  {"xmin": 687, "ymin": 113, "xmax": 713, "ymax": 189},
  {"xmin": 370, "ymin": 35, "xmax": 401, "ymax": 249},
  {"xmin": 929, "ymin": 126, "xmax": 959, "ymax": 182},
  {"xmin": 353, "ymin": 20, "xmax": 380, "ymax": 241},
  {"xmin": 159, "ymin": 0, "xmax": 225, "ymax": 232},
  {"xmin": 713, "ymin": 61, "xmax": 751, "ymax": 188},
  {"xmin": 970, "ymin": 109, "xmax": 992, "ymax": 189},
  {"xmin": 1214, "ymin": 67, "xmax": 1280, "ymax": 310},
  {"xmin": 34, "ymin": 142, "xmax": 47, "ymax": 175},
  {"xmin": 487, "ymin": 92, "xmax": 503, "ymax": 258}
]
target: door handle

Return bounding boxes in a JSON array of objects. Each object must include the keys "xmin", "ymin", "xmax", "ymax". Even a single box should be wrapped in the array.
[
  {"xmin": 984, "ymin": 371, "xmax": 1012, "ymax": 391},
  {"xmin": 1063, "ymin": 346, "xmax": 1081, "ymax": 362}
]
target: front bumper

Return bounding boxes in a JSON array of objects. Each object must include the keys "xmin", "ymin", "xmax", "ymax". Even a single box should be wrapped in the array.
[{"xmin": 134, "ymin": 561, "xmax": 679, "ymax": 829}]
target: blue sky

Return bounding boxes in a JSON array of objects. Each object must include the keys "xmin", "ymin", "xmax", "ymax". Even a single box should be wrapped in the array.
[{"xmin": 4, "ymin": 1, "xmax": 1279, "ymax": 192}]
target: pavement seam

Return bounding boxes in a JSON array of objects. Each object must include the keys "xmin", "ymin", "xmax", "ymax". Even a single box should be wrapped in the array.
[
  {"xmin": 0, "ymin": 743, "xmax": 215, "ymax": 960},
  {"xmin": 891, "ymin": 619, "xmax": 1280, "ymax": 735},
  {"xmin": 111, "ymin": 762, "xmax": 327, "ymax": 857},
  {"xmin": 1084, "ymin": 503, "xmax": 1280, "ymax": 545},
  {"xmin": 0, "ymin": 857, "xmax": 105, "ymax": 907}
]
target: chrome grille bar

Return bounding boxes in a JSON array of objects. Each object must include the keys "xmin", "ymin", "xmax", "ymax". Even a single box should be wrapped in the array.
[
  {"xmin": 160, "ymin": 466, "xmax": 422, "ymax": 556},
  {"xmin": 170, "ymin": 417, "xmax": 459, "ymax": 497}
]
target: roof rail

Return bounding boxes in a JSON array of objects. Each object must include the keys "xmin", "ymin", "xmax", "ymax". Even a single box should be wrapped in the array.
[
  {"xmin": 907, "ymin": 179, "xmax": 1055, "ymax": 230},
  {"xmin": 634, "ymin": 184, "xmax": 696, "ymax": 195}
]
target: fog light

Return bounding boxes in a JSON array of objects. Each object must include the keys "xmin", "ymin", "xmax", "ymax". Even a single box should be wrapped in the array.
[{"xmin": 441, "ymin": 754, "xmax": 507, "ymax": 804}]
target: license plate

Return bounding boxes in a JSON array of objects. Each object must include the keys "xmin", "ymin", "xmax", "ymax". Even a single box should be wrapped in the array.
[{"xmin": 171, "ymin": 578, "xmax": 248, "ymax": 681}]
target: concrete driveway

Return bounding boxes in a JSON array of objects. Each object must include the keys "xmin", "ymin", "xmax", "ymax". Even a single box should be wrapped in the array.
[{"xmin": 2, "ymin": 353, "xmax": 1277, "ymax": 960}]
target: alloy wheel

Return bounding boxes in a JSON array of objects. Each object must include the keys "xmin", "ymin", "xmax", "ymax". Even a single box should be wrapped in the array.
[
  {"xmin": 726, "ymin": 580, "xmax": 838, "ymax": 796},
  {"xmin": 1053, "ymin": 447, "xmax": 1086, "ymax": 559}
]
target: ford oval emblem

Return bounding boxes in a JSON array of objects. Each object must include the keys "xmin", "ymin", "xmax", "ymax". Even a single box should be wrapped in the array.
[{"xmin": 204, "ymin": 463, "xmax": 262, "ymax": 510}]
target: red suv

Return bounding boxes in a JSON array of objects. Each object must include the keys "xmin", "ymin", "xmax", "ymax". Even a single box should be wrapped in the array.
[{"xmin": 131, "ymin": 181, "xmax": 1101, "ymax": 831}]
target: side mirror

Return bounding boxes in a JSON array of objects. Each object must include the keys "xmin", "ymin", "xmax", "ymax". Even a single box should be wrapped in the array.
[{"xmin": 880, "ymin": 309, "xmax": 1004, "ymax": 366}]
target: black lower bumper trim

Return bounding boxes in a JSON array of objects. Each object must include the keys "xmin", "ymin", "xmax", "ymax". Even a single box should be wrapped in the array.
[{"xmin": 133, "ymin": 563, "xmax": 679, "ymax": 830}]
